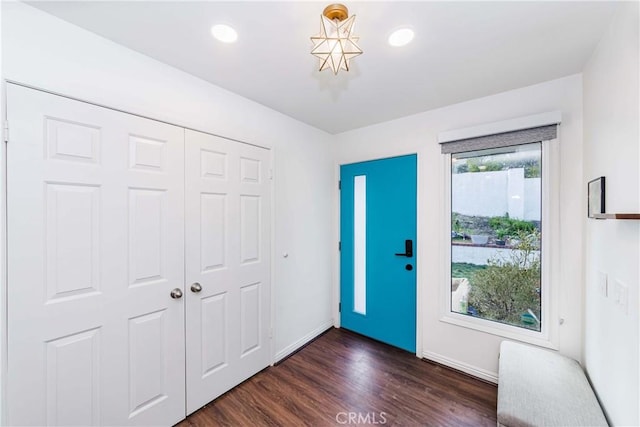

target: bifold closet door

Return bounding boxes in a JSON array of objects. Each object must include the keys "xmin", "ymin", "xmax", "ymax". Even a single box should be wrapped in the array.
[
  {"xmin": 6, "ymin": 84, "xmax": 186, "ymax": 426},
  {"xmin": 184, "ymin": 129, "xmax": 271, "ymax": 414}
]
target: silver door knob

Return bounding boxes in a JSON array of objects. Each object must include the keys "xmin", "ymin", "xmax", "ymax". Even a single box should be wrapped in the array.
[
  {"xmin": 170, "ymin": 288, "xmax": 183, "ymax": 299},
  {"xmin": 190, "ymin": 282, "xmax": 202, "ymax": 293}
]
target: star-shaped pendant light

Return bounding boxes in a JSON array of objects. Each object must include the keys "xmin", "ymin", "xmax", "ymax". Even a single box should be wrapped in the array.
[{"xmin": 311, "ymin": 4, "xmax": 363, "ymax": 75}]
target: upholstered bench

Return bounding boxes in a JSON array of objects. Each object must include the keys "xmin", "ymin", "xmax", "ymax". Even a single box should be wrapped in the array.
[{"xmin": 497, "ymin": 341, "xmax": 608, "ymax": 427}]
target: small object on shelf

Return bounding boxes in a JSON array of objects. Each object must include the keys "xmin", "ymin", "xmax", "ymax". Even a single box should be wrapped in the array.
[{"xmin": 587, "ymin": 176, "xmax": 605, "ymax": 218}]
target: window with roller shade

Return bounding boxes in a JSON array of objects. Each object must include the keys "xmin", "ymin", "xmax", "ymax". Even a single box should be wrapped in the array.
[{"xmin": 441, "ymin": 125, "xmax": 556, "ymax": 333}]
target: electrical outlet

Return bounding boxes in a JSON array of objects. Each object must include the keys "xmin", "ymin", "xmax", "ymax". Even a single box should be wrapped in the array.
[
  {"xmin": 612, "ymin": 281, "xmax": 621, "ymax": 303},
  {"xmin": 614, "ymin": 280, "xmax": 629, "ymax": 314},
  {"xmin": 597, "ymin": 271, "xmax": 608, "ymax": 297},
  {"xmin": 619, "ymin": 282, "xmax": 628, "ymax": 314}
]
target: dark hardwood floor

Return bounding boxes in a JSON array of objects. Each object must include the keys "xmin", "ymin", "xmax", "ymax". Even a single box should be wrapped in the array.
[{"xmin": 178, "ymin": 328, "xmax": 497, "ymax": 426}]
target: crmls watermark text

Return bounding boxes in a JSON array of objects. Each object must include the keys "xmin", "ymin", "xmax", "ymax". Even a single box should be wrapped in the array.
[{"xmin": 335, "ymin": 412, "xmax": 387, "ymax": 425}]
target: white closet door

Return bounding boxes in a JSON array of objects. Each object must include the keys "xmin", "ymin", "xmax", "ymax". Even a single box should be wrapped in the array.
[
  {"xmin": 185, "ymin": 129, "xmax": 271, "ymax": 414},
  {"xmin": 6, "ymin": 84, "xmax": 186, "ymax": 426}
]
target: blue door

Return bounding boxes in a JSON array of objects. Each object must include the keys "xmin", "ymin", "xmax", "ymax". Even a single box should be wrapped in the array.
[{"xmin": 340, "ymin": 154, "xmax": 417, "ymax": 352}]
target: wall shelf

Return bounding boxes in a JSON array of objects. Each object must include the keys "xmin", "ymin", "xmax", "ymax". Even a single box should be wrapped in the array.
[{"xmin": 592, "ymin": 213, "xmax": 640, "ymax": 220}]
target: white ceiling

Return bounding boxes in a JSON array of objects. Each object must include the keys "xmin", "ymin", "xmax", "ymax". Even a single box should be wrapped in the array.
[{"xmin": 28, "ymin": 1, "xmax": 619, "ymax": 134}]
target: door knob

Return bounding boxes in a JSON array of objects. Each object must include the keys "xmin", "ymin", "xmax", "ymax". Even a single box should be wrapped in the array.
[
  {"xmin": 190, "ymin": 282, "xmax": 202, "ymax": 293},
  {"xmin": 170, "ymin": 288, "xmax": 183, "ymax": 299}
]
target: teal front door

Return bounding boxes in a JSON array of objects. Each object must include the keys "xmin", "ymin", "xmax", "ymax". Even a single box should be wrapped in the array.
[{"xmin": 340, "ymin": 154, "xmax": 417, "ymax": 353}]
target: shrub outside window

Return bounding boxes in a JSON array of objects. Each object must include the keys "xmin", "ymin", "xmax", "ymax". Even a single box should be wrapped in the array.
[{"xmin": 450, "ymin": 143, "xmax": 542, "ymax": 332}]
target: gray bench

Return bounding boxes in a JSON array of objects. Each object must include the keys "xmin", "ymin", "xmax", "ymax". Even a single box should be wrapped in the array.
[{"xmin": 498, "ymin": 341, "xmax": 608, "ymax": 427}]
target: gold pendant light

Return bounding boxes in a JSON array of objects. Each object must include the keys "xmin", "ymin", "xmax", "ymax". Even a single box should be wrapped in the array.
[{"xmin": 310, "ymin": 4, "xmax": 363, "ymax": 75}]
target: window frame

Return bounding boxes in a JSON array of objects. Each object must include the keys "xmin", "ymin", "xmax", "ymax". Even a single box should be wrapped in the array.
[{"xmin": 439, "ymin": 139, "xmax": 560, "ymax": 349}]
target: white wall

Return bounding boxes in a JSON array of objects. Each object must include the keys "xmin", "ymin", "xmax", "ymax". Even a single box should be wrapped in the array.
[
  {"xmin": 1, "ymin": 2, "xmax": 334, "ymax": 368},
  {"xmin": 332, "ymin": 74, "xmax": 584, "ymax": 381},
  {"xmin": 0, "ymin": 1, "xmax": 5, "ymax": 417},
  {"xmin": 583, "ymin": 2, "xmax": 639, "ymax": 425}
]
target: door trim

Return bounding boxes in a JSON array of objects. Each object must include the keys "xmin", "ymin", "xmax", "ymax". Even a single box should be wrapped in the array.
[
  {"xmin": 1, "ymin": 79, "xmax": 8, "ymax": 427},
  {"xmin": 333, "ymin": 152, "xmax": 422, "ymax": 357}
]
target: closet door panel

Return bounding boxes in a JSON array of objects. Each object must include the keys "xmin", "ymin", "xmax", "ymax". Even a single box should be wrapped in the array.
[
  {"xmin": 6, "ymin": 84, "xmax": 186, "ymax": 426},
  {"xmin": 185, "ymin": 130, "xmax": 271, "ymax": 414},
  {"xmin": 235, "ymin": 143, "xmax": 271, "ymax": 369}
]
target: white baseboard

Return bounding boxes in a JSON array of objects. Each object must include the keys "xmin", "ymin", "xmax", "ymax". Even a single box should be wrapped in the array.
[
  {"xmin": 274, "ymin": 321, "xmax": 333, "ymax": 363},
  {"xmin": 422, "ymin": 350, "xmax": 498, "ymax": 384}
]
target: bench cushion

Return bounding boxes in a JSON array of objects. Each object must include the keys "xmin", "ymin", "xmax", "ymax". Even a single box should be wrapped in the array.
[{"xmin": 498, "ymin": 341, "xmax": 608, "ymax": 427}]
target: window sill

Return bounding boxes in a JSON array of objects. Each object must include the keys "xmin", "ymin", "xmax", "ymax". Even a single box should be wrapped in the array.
[{"xmin": 439, "ymin": 312, "xmax": 558, "ymax": 350}]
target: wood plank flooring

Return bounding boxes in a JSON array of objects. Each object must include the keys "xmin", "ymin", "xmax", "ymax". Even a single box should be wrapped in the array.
[{"xmin": 178, "ymin": 328, "xmax": 497, "ymax": 426}]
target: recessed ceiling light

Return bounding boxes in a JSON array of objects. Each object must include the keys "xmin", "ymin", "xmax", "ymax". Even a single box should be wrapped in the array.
[
  {"xmin": 388, "ymin": 28, "xmax": 414, "ymax": 47},
  {"xmin": 211, "ymin": 24, "xmax": 238, "ymax": 43}
]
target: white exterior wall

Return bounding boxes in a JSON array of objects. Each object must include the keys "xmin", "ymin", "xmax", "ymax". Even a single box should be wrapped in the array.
[
  {"xmin": 507, "ymin": 169, "xmax": 525, "ymax": 220},
  {"xmin": 452, "ymin": 245, "xmax": 539, "ymax": 266},
  {"xmin": 453, "ymin": 171, "xmax": 509, "ymax": 218},
  {"xmin": 452, "ymin": 169, "xmax": 540, "ymax": 220},
  {"xmin": 523, "ymin": 178, "xmax": 541, "ymax": 220}
]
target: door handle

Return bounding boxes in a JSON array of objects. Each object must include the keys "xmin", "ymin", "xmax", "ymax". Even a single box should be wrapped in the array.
[
  {"xmin": 190, "ymin": 282, "xmax": 202, "ymax": 293},
  {"xmin": 395, "ymin": 239, "xmax": 413, "ymax": 257},
  {"xmin": 170, "ymin": 288, "xmax": 183, "ymax": 299}
]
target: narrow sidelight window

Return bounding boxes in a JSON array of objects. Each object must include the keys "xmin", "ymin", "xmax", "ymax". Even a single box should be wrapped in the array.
[{"xmin": 353, "ymin": 175, "xmax": 367, "ymax": 315}]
